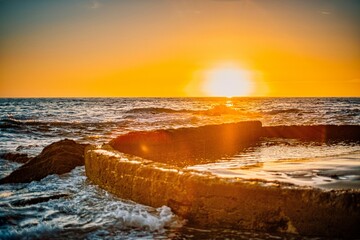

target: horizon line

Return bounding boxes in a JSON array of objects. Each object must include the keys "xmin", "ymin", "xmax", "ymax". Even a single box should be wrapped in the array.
[{"xmin": 1, "ymin": 96, "xmax": 359, "ymax": 99}]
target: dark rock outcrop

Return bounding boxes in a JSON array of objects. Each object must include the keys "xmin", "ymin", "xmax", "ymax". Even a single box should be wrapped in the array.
[
  {"xmin": 0, "ymin": 139, "xmax": 88, "ymax": 184},
  {"xmin": 110, "ymin": 121, "xmax": 262, "ymax": 167},
  {"xmin": 262, "ymin": 125, "xmax": 360, "ymax": 141},
  {"xmin": 0, "ymin": 152, "xmax": 31, "ymax": 163}
]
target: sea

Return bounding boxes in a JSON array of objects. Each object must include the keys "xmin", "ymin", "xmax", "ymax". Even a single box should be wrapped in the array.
[{"xmin": 0, "ymin": 97, "xmax": 359, "ymax": 239}]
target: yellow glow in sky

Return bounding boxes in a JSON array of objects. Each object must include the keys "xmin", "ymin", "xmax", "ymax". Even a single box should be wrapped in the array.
[
  {"xmin": 0, "ymin": 0, "xmax": 359, "ymax": 97},
  {"xmin": 203, "ymin": 65, "xmax": 253, "ymax": 97}
]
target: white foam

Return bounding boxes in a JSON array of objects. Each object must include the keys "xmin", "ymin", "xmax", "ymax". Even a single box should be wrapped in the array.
[
  {"xmin": 103, "ymin": 203, "xmax": 184, "ymax": 232},
  {"xmin": 0, "ymin": 166, "xmax": 185, "ymax": 239}
]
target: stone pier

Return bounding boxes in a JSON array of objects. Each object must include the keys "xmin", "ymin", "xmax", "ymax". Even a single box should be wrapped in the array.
[
  {"xmin": 109, "ymin": 121, "xmax": 262, "ymax": 167},
  {"xmin": 85, "ymin": 122, "xmax": 360, "ymax": 238}
]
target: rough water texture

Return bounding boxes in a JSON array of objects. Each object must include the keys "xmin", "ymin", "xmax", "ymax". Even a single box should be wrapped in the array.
[
  {"xmin": 0, "ymin": 166, "xmax": 184, "ymax": 239},
  {"xmin": 1, "ymin": 97, "xmax": 360, "ymax": 239}
]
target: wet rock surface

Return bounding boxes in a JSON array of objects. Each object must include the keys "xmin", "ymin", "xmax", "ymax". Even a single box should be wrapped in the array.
[
  {"xmin": 85, "ymin": 145, "xmax": 360, "ymax": 238},
  {"xmin": 262, "ymin": 125, "xmax": 360, "ymax": 141},
  {"xmin": 0, "ymin": 152, "xmax": 31, "ymax": 164},
  {"xmin": 110, "ymin": 121, "xmax": 262, "ymax": 167},
  {"xmin": 0, "ymin": 139, "xmax": 88, "ymax": 184}
]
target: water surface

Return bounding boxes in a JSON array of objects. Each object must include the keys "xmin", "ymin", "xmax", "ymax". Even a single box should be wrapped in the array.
[{"xmin": 0, "ymin": 97, "xmax": 359, "ymax": 239}]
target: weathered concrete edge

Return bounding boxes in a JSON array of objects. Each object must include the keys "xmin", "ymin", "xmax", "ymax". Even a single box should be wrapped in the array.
[
  {"xmin": 85, "ymin": 145, "xmax": 360, "ymax": 238},
  {"xmin": 262, "ymin": 125, "xmax": 360, "ymax": 141},
  {"xmin": 109, "ymin": 121, "xmax": 262, "ymax": 167}
]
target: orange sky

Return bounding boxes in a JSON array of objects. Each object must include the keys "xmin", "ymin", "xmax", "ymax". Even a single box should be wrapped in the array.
[{"xmin": 0, "ymin": 0, "xmax": 359, "ymax": 97}]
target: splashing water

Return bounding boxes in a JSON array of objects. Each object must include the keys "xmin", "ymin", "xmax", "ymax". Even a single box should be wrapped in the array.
[{"xmin": 0, "ymin": 167, "xmax": 184, "ymax": 239}]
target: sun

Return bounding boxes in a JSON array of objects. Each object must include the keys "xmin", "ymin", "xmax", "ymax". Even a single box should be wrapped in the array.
[{"xmin": 202, "ymin": 66, "xmax": 253, "ymax": 97}]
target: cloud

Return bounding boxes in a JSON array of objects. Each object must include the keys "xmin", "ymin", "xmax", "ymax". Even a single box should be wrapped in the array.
[
  {"xmin": 320, "ymin": 10, "xmax": 331, "ymax": 15},
  {"xmin": 89, "ymin": 0, "xmax": 101, "ymax": 9}
]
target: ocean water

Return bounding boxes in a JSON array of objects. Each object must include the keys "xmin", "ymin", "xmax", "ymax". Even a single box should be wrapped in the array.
[{"xmin": 0, "ymin": 97, "xmax": 359, "ymax": 239}]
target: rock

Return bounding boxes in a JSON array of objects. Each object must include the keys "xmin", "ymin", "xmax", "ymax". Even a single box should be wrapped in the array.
[
  {"xmin": 10, "ymin": 193, "xmax": 69, "ymax": 207},
  {"xmin": 0, "ymin": 139, "xmax": 88, "ymax": 184},
  {"xmin": 109, "ymin": 121, "xmax": 262, "ymax": 167},
  {"xmin": 261, "ymin": 125, "xmax": 360, "ymax": 141},
  {"xmin": 0, "ymin": 152, "xmax": 31, "ymax": 163},
  {"xmin": 85, "ymin": 146, "xmax": 360, "ymax": 238}
]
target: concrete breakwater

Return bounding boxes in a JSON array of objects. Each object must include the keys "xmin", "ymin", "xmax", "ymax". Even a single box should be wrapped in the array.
[
  {"xmin": 85, "ymin": 122, "xmax": 360, "ymax": 238},
  {"xmin": 262, "ymin": 125, "xmax": 360, "ymax": 141},
  {"xmin": 85, "ymin": 146, "xmax": 359, "ymax": 238},
  {"xmin": 109, "ymin": 121, "xmax": 262, "ymax": 167}
]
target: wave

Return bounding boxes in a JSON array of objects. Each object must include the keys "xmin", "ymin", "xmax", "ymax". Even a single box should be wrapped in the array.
[
  {"xmin": 264, "ymin": 108, "xmax": 303, "ymax": 115},
  {"xmin": 264, "ymin": 108, "xmax": 360, "ymax": 116},
  {"xmin": 199, "ymin": 105, "xmax": 239, "ymax": 116},
  {"xmin": 0, "ymin": 117, "xmax": 129, "ymax": 129},
  {"xmin": 0, "ymin": 118, "xmax": 45, "ymax": 127},
  {"xmin": 0, "ymin": 117, "xmax": 130, "ymax": 141},
  {"xmin": 126, "ymin": 107, "xmax": 191, "ymax": 114},
  {"xmin": 126, "ymin": 105, "xmax": 240, "ymax": 116},
  {"xmin": 330, "ymin": 108, "xmax": 360, "ymax": 117},
  {"xmin": 0, "ymin": 166, "xmax": 184, "ymax": 239}
]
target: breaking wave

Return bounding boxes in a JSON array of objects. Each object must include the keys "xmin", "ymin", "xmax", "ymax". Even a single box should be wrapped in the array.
[{"xmin": 0, "ymin": 167, "xmax": 185, "ymax": 239}]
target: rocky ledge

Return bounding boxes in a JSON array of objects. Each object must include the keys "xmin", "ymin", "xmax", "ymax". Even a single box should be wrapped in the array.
[
  {"xmin": 110, "ymin": 121, "xmax": 262, "ymax": 167},
  {"xmin": 85, "ymin": 145, "xmax": 360, "ymax": 238},
  {"xmin": 86, "ymin": 122, "xmax": 360, "ymax": 238}
]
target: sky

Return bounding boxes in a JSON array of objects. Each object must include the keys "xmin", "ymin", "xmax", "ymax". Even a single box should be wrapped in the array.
[{"xmin": 0, "ymin": 0, "xmax": 359, "ymax": 97}]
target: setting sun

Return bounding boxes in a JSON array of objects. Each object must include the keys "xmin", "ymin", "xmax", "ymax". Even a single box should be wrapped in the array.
[{"xmin": 203, "ymin": 66, "xmax": 253, "ymax": 97}]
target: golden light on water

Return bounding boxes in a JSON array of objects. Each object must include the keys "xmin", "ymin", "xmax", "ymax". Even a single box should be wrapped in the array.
[{"xmin": 202, "ymin": 64, "xmax": 253, "ymax": 97}]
